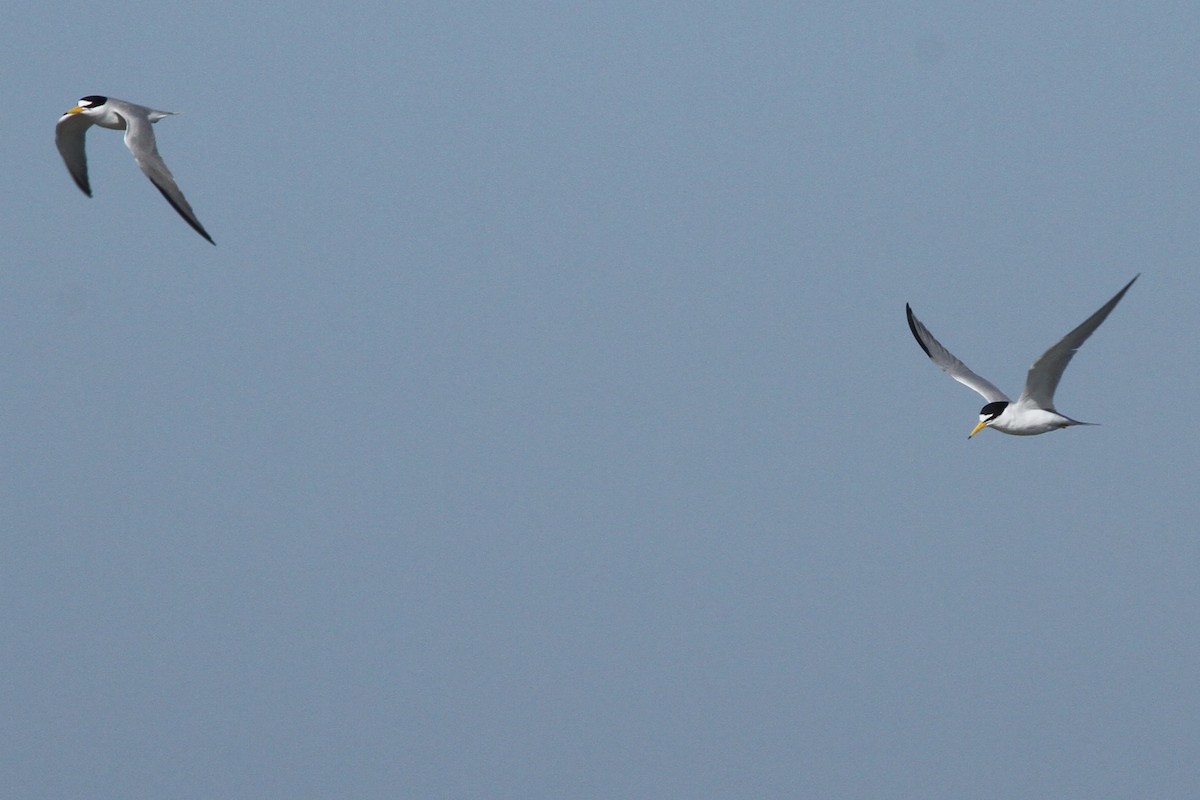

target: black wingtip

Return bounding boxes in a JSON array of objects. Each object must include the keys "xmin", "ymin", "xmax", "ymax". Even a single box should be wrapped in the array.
[
  {"xmin": 906, "ymin": 303, "xmax": 932, "ymax": 358},
  {"xmin": 152, "ymin": 183, "xmax": 214, "ymax": 244}
]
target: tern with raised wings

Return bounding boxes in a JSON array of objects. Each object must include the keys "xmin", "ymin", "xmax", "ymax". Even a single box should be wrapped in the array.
[{"xmin": 906, "ymin": 275, "xmax": 1138, "ymax": 437}]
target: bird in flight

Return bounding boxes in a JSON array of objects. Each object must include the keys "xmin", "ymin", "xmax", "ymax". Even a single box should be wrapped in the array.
[
  {"xmin": 56, "ymin": 95, "xmax": 214, "ymax": 244},
  {"xmin": 906, "ymin": 275, "xmax": 1138, "ymax": 438}
]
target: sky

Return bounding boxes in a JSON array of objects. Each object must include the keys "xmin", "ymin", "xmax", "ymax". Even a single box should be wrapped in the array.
[{"xmin": 3, "ymin": 2, "xmax": 1199, "ymax": 798}]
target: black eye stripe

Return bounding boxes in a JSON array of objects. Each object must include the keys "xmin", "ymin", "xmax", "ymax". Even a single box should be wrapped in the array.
[{"xmin": 78, "ymin": 95, "xmax": 108, "ymax": 107}]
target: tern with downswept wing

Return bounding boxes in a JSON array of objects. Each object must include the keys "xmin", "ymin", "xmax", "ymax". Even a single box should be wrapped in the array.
[{"xmin": 56, "ymin": 95, "xmax": 214, "ymax": 244}]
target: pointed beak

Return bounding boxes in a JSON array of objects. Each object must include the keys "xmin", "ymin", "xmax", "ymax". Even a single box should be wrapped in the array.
[
  {"xmin": 968, "ymin": 419, "xmax": 989, "ymax": 438},
  {"xmin": 66, "ymin": 106, "xmax": 85, "ymax": 114}
]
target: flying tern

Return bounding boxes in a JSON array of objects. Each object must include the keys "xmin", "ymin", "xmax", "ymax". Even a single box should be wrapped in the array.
[
  {"xmin": 56, "ymin": 95, "xmax": 214, "ymax": 244},
  {"xmin": 906, "ymin": 275, "xmax": 1138, "ymax": 438}
]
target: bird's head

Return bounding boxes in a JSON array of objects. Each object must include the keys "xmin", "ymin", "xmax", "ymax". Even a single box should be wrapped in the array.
[
  {"xmin": 969, "ymin": 401, "xmax": 1009, "ymax": 438},
  {"xmin": 64, "ymin": 95, "xmax": 108, "ymax": 115}
]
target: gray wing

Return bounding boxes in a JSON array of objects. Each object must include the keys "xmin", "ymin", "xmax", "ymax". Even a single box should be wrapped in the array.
[
  {"xmin": 1018, "ymin": 275, "xmax": 1139, "ymax": 410},
  {"xmin": 907, "ymin": 304, "xmax": 1010, "ymax": 403},
  {"xmin": 123, "ymin": 113, "xmax": 214, "ymax": 244},
  {"xmin": 55, "ymin": 111, "xmax": 95, "ymax": 197}
]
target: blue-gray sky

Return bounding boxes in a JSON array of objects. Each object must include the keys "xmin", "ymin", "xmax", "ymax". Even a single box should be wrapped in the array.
[{"xmin": 4, "ymin": 3, "xmax": 1199, "ymax": 798}]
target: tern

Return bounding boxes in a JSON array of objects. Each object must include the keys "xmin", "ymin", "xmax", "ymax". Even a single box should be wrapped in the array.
[
  {"xmin": 906, "ymin": 275, "xmax": 1138, "ymax": 438},
  {"xmin": 56, "ymin": 95, "xmax": 214, "ymax": 244}
]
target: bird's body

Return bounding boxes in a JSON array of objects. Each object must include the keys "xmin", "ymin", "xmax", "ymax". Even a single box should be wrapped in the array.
[
  {"xmin": 55, "ymin": 95, "xmax": 214, "ymax": 244},
  {"xmin": 906, "ymin": 275, "xmax": 1138, "ymax": 438},
  {"xmin": 972, "ymin": 403, "xmax": 1085, "ymax": 436}
]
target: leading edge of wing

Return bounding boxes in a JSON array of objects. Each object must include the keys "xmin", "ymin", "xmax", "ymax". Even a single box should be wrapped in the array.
[{"xmin": 906, "ymin": 303, "xmax": 1010, "ymax": 403}]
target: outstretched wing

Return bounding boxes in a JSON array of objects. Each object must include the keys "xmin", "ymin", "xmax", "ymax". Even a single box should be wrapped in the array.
[
  {"xmin": 123, "ymin": 113, "xmax": 214, "ymax": 244},
  {"xmin": 55, "ymin": 111, "xmax": 95, "ymax": 197},
  {"xmin": 907, "ymin": 303, "xmax": 1009, "ymax": 403},
  {"xmin": 1018, "ymin": 275, "xmax": 1138, "ymax": 410}
]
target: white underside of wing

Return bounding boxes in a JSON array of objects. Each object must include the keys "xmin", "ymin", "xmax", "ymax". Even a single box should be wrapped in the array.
[{"xmin": 906, "ymin": 304, "xmax": 1010, "ymax": 403}]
